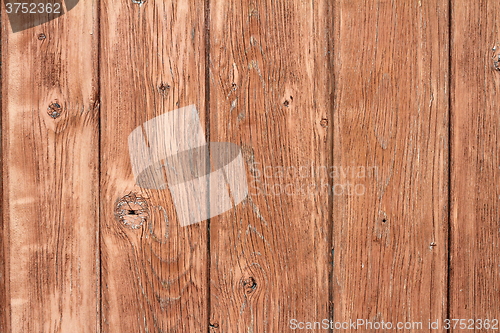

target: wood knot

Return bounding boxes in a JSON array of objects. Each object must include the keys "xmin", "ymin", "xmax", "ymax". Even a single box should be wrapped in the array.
[
  {"xmin": 282, "ymin": 96, "xmax": 293, "ymax": 107},
  {"xmin": 242, "ymin": 276, "xmax": 257, "ymax": 293},
  {"xmin": 494, "ymin": 55, "xmax": 500, "ymax": 71},
  {"xmin": 320, "ymin": 118, "xmax": 328, "ymax": 128},
  {"xmin": 47, "ymin": 102, "xmax": 62, "ymax": 119},
  {"xmin": 209, "ymin": 323, "xmax": 219, "ymax": 329},
  {"xmin": 492, "ymin": 46, "xmax": 500, "ymax": 71},
  {"xmin": 158, "ymin": 82, "xmax": 170, "ymax": 93},
  {"xmin": 115, "ymin": 192, "xmax": 149, "ymax": 229},
  {"xmin": 37, "ymin": 33, "xmax": 46, "ymax": 40}
]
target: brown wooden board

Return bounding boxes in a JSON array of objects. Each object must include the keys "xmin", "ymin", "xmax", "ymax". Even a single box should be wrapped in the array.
[
  {"xmin": 1, "ymin": 0, "xmax": 99, "ymax": 331},
  {"xmin": 450, "ymin": 0, "xmax": 500, "ymax": 327},
  {"xmin": 332, "ymin": 0, "xmax": 449, "ymax": 330},
  {"xmin": 99, "ymin": 0, "xmax": 208, "ymax": 331},
  {"xmin": 208, "ymin": 0, "xmax": 333, "ymax": 331},
  {"xmin": 3, "ymin": 0, "xmax": 500, "ymax": 331}
]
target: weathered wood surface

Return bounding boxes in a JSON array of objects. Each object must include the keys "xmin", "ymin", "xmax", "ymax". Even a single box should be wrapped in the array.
[
  {"xmin": 1, "ymin": 0, "xmax": 99, "ymax": 331},
  {"xmin": 332, "ymin": 1, "xmax": 450, "ymax": 330},
  {"xmin": 1, "ymin": 0, "xmax": 500, "ymax": 332},
  {"xmin": 450, "ymin": 0, "xmax": 500, "ymax": 326},
  {"xmin": 99, "ymin": 0, "xmax": 208, "ymax": 331},
  {"xmin": 208, "ymin": 0, "xmax": 332, "ymax": 331}
]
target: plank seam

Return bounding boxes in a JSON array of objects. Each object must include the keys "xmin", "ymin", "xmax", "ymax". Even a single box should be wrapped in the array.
[
  {"xmin": 204, "ymin": 0, "xmax": 212, "ymax": 332},
  {"xmin": 447, "ymin": 0, "xmax": 452, "ymax": 326},
  {"xmin": 96, "ymin": 0, "xmax": 102, "ymax": 330}
]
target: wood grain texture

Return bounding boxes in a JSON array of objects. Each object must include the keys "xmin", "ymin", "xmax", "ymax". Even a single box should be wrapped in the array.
[
  {"xmin": 450, "ymin": 0, "xmax": 500, "ymax": 324},
  {"xmin": 1, "ymin": 1, "xmax": 99, "ymax": 332},
  {"xmin": 208, "ymin": 0, "xmax": 333, "ymax": 331},
  {"xmin": 99, "ymin": 0, "xmax": 208, "ymax": 331},
  {"xmin": 4, "ymin": 1, "xmax": 500, "ymax": 331},
  {"xmin": 1, "ymin": 10, "xmax": 6, "ymax": 332},
  {"xmin": 333, "ymin": 0, "xmax": 449, "ymax": 329}
]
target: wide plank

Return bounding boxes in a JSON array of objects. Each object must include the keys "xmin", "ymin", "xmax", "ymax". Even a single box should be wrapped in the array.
[
  {"xmin": 208, "ymin": 0, "xmax": 333, "ymax": 331},
  {"xmin": 99, "ymin": 0, "xmax": 209, "ymax": 331},
  {"xmin": 1, "ymin": 0, "xmax": 99, "ymax": 331},
  {"xmin": 333, "ymin": 0, "xmax": 449, "ymax": 330}
]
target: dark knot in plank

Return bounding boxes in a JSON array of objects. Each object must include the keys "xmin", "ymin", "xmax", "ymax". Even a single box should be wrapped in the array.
[{"xmin": 114, "ymin": 192, "xmax": 149, "ymax": 229}]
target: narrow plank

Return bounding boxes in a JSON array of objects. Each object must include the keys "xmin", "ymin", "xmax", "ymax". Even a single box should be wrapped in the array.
[
  {"xmin": 1, "ymin": 1, "xmax": 99, "ymax": 332},
  {"xmin": 1, "ymin": 10, "xmax": 7, "ymax": 331},
  {"xmin": 450, "ymin": 0, "xmax": 500, "ymax": 325},
  {"xmin": 333, "ymin": 0, "xmax": 449, "ymax": 329},
  {"xmin": 99, "ymin": 0, "xmax": 208, "ymax": 331},
  {"xmin": 0, "ymin": 5, "xmax": 7, "ymax": 328},
  {"xmin": 208, "ymin": 0, "xmax": 333, "ymax": 331}
]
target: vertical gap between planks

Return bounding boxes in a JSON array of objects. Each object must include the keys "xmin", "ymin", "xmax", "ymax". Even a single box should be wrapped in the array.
[
  {"xmin": 0, "ymin": 7, "xmax": 3, "ymax": 332},
  {"xmin": 0, "ymin": 7, "xmax": 8, "ymax": 333},
  {"xmin": 0, "ymin": 9, "xmax": 12, "ymax": 333},
  {"xmin": 204, "ymin": 0, "xmax": 211, "ymax": 331},
  {"xmin": 447, "ymin": 0, "xmax": 452, "ymax": 324},
  {"xmin": 97, "ymin": 0, "xmax": 102, "ymax": 330},
  {"xmin": 328, "ymin": 0, "xmax": 335, "ymax": 331}
]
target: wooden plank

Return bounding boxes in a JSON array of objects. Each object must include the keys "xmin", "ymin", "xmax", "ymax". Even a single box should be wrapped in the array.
[
  {"xmin": 333, "ymin": 0, "xmax": 449, "ymax": 329},
  {"xmin": 450, "ymin": 0, "xmax": 500, "ymax": 325},
  {"xmin": 1, "ymin": 1, "xmax": 99, "ymax": 332},
  {"xmin": 208, "ymin": 0, "xmax": 333, "ymax": 331},
  {"xmin": 99, "ymin": 0, "xmax": 208, "ymax": 331},
  {"xmin": 1, "ymin": 7, "xmax": 6, "ymax": 330}
]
